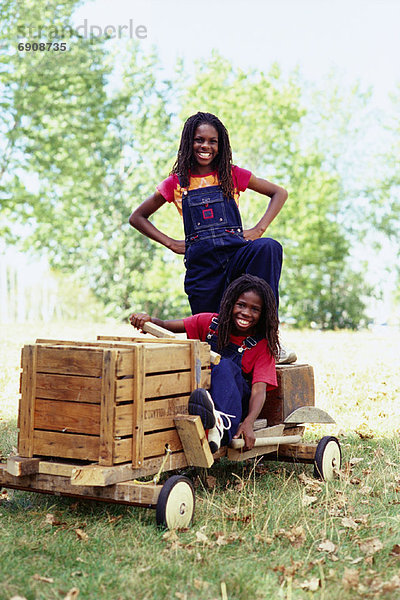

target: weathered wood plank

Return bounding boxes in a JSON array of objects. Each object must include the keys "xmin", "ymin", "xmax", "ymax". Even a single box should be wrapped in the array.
[
  {"xmin": 33, "ymin": 430, "xmax": 99, "ymax": 461},
  {"xmin": 113, "ymin": 429, "xmax": 183, "ymax": 463},
  {"xmin": 277, "ymin": 442, "xmax": 317, "ymax": 461},
  {"xmin": 132, "ymin": 345, "xmax": 145, "ymax": 468},
  {"xmin": 260, "ymin": 364, "xmax": 315, "ymax": 426},
  {"xmin": 115, "ymin": 396, "xmax": 189, "ymax": 436},
  {"xmin": 34, "ymin": 398, "xmax": 100, "ymax": 435},
  {"xmin": 174, "ymin": 415, "xmax": 214, "ymax": 468},
  {"xmin": 6, "ymin": 456, "xmax": 40, "ymax": 477},
  {"xmin": 18, "ymin": 345, "xmax": 37, "ymax": 457},
  {"xmin": 36, "ymin": 373, "xmax": 101, "ymax": 404},
  {"xmin": 0, "ymin": 464, "xmax": 162, "ymax": 506},
  {"xmin": 117, "ymin": 370, "xmax": 210, "ymax": 401},
  {"xmin": 36, "ymin": 346, "xmax": 104, "ymax": 376},
  {"xmin": 99, "ymin": 350, "xmax": 117, "ymax": 466}
]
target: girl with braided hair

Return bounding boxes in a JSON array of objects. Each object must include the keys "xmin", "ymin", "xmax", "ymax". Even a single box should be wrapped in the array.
[
  {"xmin": 130, "ymin": 111, "xmax": 295, "ymax": 363},
  {"xmin": 129, "ymin": 275, "xmax": 279, "ymax": 451}
]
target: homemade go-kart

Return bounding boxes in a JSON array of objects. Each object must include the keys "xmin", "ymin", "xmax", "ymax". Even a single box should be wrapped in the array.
[{"xmin": 0, "ymin": 323, "xmax": 341, "ymax": 529}]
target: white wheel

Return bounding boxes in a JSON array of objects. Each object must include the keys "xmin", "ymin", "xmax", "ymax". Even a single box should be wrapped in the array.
[
  {"xmin": 314, "ymin": 436, "xmax": 341, "ymax": 481},
  {"xmin": 156, "ymin": 475, "xmax": 195, "ymax": 529}
]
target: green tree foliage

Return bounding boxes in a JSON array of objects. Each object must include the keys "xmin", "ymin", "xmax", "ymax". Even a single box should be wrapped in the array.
[{"xmin": 0, "ymin": 9, "xmax": 373, "ymax": 328}]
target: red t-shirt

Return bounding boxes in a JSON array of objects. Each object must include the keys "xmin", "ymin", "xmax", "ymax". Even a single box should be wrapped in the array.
[
  {"xmin": 183, "ymin": 313, "xmax": 277, "ymax": 390},
  {"xmin": 157, "ymin": 166, "xmax": 252, "ymax": 216}
]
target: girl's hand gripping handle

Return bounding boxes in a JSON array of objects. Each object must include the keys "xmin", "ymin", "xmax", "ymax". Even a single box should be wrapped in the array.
[{"xmin": 142, "ymin": 321, "xmax": 220, "ymax": 365}]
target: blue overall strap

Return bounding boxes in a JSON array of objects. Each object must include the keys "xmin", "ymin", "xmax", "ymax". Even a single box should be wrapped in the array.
[{"xmin": 206, "ymin": 316, "xmax": 260, "ymax": 352}]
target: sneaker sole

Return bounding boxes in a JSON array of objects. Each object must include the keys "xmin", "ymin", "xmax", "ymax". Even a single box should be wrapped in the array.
[{"xmin": 188, "ymin": 389, "xmax": 216, "ymax": 429}]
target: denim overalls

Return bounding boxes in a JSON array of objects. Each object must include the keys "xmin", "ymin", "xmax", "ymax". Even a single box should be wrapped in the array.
[
  {"xmin": 181, "ymin": 181, "xmax": 283, "ymax": 315},
  {"xmin": 205, "ymin": 316, "xmax": 260, "ymax": 443}
]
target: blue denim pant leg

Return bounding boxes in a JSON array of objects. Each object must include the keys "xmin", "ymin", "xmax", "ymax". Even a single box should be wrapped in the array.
[
  {"xmin": 226, "ymin": 238, "xmax": 283, "ymax": 308},
  {"xmin": 209, "ymin": 358, "xmax": 251, "ymax": 443}
]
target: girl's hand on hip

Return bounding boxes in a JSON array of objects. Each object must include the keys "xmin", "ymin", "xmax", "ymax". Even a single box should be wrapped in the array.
[
  {"xmin": 168, "ymin": 239, "xmax": 186, "ymax": 254},
  {"xmin": 129, "ymin": 312, "xmax": 152, "ymax": 332},
  {"xmin": 243, "ymin": 226, "xmax": 264, "ymax": 241}
]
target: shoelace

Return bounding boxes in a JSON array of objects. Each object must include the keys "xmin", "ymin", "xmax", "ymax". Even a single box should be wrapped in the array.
[{"xmin": 215, "ymin": 410, "xmax": 236, "ymax": 431}]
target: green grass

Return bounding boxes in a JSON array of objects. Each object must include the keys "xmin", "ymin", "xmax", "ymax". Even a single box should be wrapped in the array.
[{"xmin": 1, "ymin": 322, "xmax": 400, "ymax": 599}]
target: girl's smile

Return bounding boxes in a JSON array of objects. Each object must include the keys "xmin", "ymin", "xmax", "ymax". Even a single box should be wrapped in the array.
[
  {"xmin": 231, "ymin": 290, "xmax": 263, "ymax": 336},
  {"xmin": 192, "ymin": 123, "xmax": 218, "ymax": 174}
]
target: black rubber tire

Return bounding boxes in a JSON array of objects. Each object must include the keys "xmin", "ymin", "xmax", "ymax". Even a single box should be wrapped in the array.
[
  {"xmin": 156, "ymin": 475, "xmax": 195, "ymax": 529},
  {"xmin": 313, "ymin": 436, "xmax": 342, "ymax": 481}
]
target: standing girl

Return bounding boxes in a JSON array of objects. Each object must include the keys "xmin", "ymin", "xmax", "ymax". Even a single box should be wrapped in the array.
[
  {"xmin": 129, "ymin": 274, "xmax": 280, "ymax": 452},
  {"xmin": 129, "ymin": 111, "xmax": 288, "ymax": 318}
]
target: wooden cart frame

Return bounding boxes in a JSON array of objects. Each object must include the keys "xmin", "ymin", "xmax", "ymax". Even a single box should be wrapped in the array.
[{"xmin": 0, "ymin": 332, "xmax": 341, "ymax": 529}]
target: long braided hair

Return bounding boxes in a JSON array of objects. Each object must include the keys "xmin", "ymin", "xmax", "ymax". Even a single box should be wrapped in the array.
[
  {"xmin": 217, "ymin": 275, "xmax": 280, "ymax": 360},
  {"xmin": 171, "ymin": 112, "xmax": 235, "ymax": 199}
]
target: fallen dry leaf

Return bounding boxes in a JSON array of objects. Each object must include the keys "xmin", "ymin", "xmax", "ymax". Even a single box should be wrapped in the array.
[
  {"xmin": 299, "ymin": 577, "xmax": 320, "ymax": 592},
  {"xmin": 277, "ymin": 526, "xmax": 306, "ymax": 549},
  {"xmin": 342, "ymin": 568, "xmax": 359, "ymax": 589},
  {"xmin": 205, "ymin": 475, "xmax": 216, "ymax": 489},
  {"xmin": 302, "ymin": 494, "xmax": 318, "ymax": 507},
  {"xmin": 162, "ymin": 530, "xmax": 179, "ymax": 543},
  {"xmin": 175, "ymin": 593, "xmax": 186, "ymax": 600},
  {"xmin": 75, "ymin": 529, "xmax": 89, "ymax": 542},
  {"xmin": 10, "ymin": 596, "xmax": 28, "ymax": 600},
  {"xmin": 355, "ymin": 424, "xmax": 374, "ymax": 439},
  {"xmin": 341, "ymin": 516, "xmax": 359, "ymax": 530},
  {"xmin": 318, "ymin": 539, "xmax": 336, "ymax": 554},
  {"xmin": 195, "ymin": 531, "xmax": 209, "ymax": 544},
  {"xmin": 193, "ymin": 578, "xmax": 208, "ymax": 590},
  {"xmin": 33, "ymin": 574, "xmax": 54, "ymax": 583},
  {"xmin": 382, "ymin": 575, "xmax": 400, "ymax": 592},
  {"xmin": 63, "ymin": 589, "xmax": 79, "ymax": 600},
  {"xmin": 389, "ymin": 543, "xmax": 400, "ymax": 558},
  {"xmin": 358, "ymin": 537, "xmax": 384, "ymax": 556},
  {"xmin": 45, "ymin": 513, "xmax": 64, "ymax": 526}
]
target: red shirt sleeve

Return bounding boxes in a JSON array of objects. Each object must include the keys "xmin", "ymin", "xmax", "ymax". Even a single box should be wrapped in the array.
[
  {"xmin": 183, "ymin": 313, "xmax": 216, "ymax": 341},
  {"xmin": 241, "ymin": 339, "xmax": 277, "ymax": 389},
  {"xmin": 156, "ymin": 174, "xmax": 178, "ymax": 203},
  {"xmin": 232, "ymin": 165, "xmax": 252, "ymax": 192}
]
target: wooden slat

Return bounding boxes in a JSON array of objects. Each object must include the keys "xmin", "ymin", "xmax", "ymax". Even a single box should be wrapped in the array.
[
  {"xmin": 115, "ymin": 367, "xmax": 210, "ymax": 403},
  {"xmin": 6, "ymin": 456, "xmax": 40, "ymax": 477},
  {"xmin": 36, "ymin": 373, "xmax": 101, "ymax": 403},
  {"xmin": 115, "ymin": 396, "xmax": 189, "ymax": 436},
  {"xmin": 277, "ymin": 442, "xmax": 317, "ymax": 461},
  {"xmin": 39, "ymin": 461, "xmax": 77, "ymax": 477},
  {"xmin": 99, "ymin": 349, "xmax": 117, "ymax": 466},
  {"xmin": 143, "ymin": 429, "xmax": 182, "ymax": 458},
  {"xmin": 98, "ymin": 337, "xmax": 211, "ymax": 369},
  {"xmin": 190, "ymin": 340, "xmax": 202, "ymax": 390},
  {"xmin": 113, "ymin": 429, "xmax": 183, "ymax": 464},
  {"xmin": 174, "ymin": 415, "xmax": 214, "ymax": 468},
  {"xmin": 33, "ymin": 430, "xmax": 99, "ymax": 461},
  {"xmin": 71, "ymin": 463, "xmax": 136, "ymax": 486},
  {"xmin": 144, "ymin": 370, "xmax": 210, "ymax": 399},
  {"xmin": 0, "ymin": 464, "xmax": 162, "ymax": 506},
  {"xmin": 132, "ymin": 345, "xmax": 145, "ymax": 468},
  {"xmin": 34, "ymin": 398, "xmax": 100, "ymax": 435},
  {"xmin": 36, "ymin": 345, "xmax": 104, "ymax": 376},
  {"xmin": 18, "ymin": 345, "xmax": 37, "ymax": 457}
]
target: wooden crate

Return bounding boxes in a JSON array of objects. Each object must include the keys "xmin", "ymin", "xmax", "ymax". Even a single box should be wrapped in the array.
[
  {"xmin": 260, "ymin": 364, "xmax": 315, "ymax": 426},
  {"xmin": 18, "ymin": 339, "xmax": 211, "ymax": 468}
]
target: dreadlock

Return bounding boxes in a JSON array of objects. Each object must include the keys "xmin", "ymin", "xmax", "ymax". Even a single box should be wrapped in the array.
[
  {"xmin": 217, "ymin": 274, "xmax": 280, "ymax": 360},
  {"xmin": 171, "ymin": 112, "xmax": 235, "ymax": 199}
]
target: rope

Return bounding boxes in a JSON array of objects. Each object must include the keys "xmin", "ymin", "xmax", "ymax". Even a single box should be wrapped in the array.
[{"xmin": 132, "ymin": 444, "xmax": 172, "ymax": 485}]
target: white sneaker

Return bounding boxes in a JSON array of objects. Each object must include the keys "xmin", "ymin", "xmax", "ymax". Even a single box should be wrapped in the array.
[
  {"xmin": 188, "ymin": 388, "xmax": 234, "ymax": 453},
  {"xmin": 276, "ymin": 346, "xmax": 297, "ymax": 364}
]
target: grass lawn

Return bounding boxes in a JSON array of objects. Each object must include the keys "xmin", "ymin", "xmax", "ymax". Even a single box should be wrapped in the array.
[{"xmin": 0, "ymin": 322, "xmax": 399, "ymax": 600}]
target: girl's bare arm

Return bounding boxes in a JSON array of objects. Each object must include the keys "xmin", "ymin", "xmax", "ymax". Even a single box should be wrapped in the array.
[
  {"xmin": 244, "ymin": 175, "xmax": 288, "ymax": 241},
  {"xmin": 129, "ymin": 191, "xmax": 185, "ymax": 255},
  {"xmin": 129, "ymin": 312, "xmax": 186, "ymax": 334}
]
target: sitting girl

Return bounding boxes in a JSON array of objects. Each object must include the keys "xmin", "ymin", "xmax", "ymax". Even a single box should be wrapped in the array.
[{"xmin": 129, "ymin": 274, "xmax": 280, "ymax": 451}]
